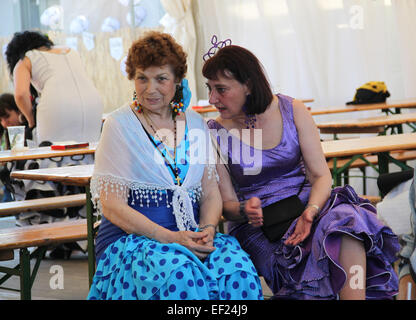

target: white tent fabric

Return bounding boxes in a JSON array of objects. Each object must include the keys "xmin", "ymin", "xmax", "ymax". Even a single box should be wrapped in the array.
[
  {"xmin": 196, "ymin": 0, "xmax": 416, "ymax": 109},
  {"xmin": 194, "ymin": 0, "xmax": 416, "ymax": 196},
  {"xmin": 160, "ymin": 0, "xmax": 197, "ymax": 107}
]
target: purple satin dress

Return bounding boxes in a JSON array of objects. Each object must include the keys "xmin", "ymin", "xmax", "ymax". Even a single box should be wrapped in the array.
[{"xmin": 207, "ymin": 94, "xmax": 400, "ymax": 300}]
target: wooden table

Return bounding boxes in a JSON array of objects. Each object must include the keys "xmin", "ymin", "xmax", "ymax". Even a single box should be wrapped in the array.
[
  {"xmin": 310, "ymin": 99, "xmax": 416, "ymax": 116},
  {"xmin": 0, "ymin": 143, "xmax": 97, "ymax": 163},
  {"xmin": 322, "ymin": 132, "xmax": 416, "ymax": 185},
  {"xmin": 10, "ymin": 164, "xmax": 93, "ymax": 186},
  {"xmin": 317, "ymin": 112, "xmax": 416, "ymax": 135},
  {"xmin": 192, "ymin": 99, "xmax": 416, "ymax": 116},
  {"xmin": 193, "ymin": 99, "xmax": 315, "ymax": 114},
  {"xmin": 0, "ymin": 144, "xmax": 96, "ymax": 292},
  {"xmin": 11, "ymin": 165, "xmax": 95, "ymax": 286}
]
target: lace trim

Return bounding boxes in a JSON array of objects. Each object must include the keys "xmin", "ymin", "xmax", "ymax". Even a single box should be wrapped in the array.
[{"xmin": 90, "ymin": 174, "xmax": 203, "ymax": 231}]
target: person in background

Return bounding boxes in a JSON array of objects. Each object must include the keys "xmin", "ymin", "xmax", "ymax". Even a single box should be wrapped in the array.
[
  {"xmin": 5, "ymin": 30, "xmax": 103, "ymax": 144},
  {"xmin": 0, "ymin": 93, "xmax": 28, "ymax": 202},
  {"xmin": 87, "ymin": 31, "xmax": 263, "ymax": 300},
  {"xmin": 5, "ymin": 31, "xmax": 103, "ymax": 258},
  {"xmin": 397, "ymin": 164, "xmax": 416, "ymax": 300},
  {"xmin": 204, "ymin": 44, "xmax": 400, "ymax": 300},
  {"xmin": 0, "ymin": 92, "xmax": 33, "ymax": 148},
  {"xmin": 0, "ymin": 93, "xmax": 25, "ymax": 128},
  {"xmin": 377, "ymin": 165, "xmax": 416, "ymax": 300}
]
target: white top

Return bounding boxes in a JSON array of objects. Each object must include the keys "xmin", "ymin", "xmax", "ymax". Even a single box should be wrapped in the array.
[{"xmin": 25, "ymin": 48, "xmax": 103, "ymax": 144}]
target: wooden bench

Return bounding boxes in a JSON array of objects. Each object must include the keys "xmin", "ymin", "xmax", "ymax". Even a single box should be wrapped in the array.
[
  {"xmin": 327, "ymin": 150, "xmax": 416, "ymax": 171},
  {"xmin": 310, "ymin": 99, "xmax": 416, "ymax": 116},
  {"xmin": 0, "ymin": 193, "xmax": 89, "ymax": 300},
  {"xmin": 0, "ymin": 220, "xmax": 89, "ymax": 300},
  {"xmin": 317, "ymin": 112, "xmax": 416, "ymax": 136},
  {"xmin": 327, "ymin": 150, "xmax": 416, "ymax": 192},
  {"xmin": 0, "ymin": 193, "xmax": 86, "ymax": 218}
]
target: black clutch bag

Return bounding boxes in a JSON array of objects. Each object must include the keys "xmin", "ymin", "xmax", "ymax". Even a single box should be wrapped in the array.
[
  {"xmin": 261, "ymin": 194, "xmax": 305, "ymax": 242},
  {"xmin": 213, "ymin": 138, "xmax": 306, "ymax": 242}
]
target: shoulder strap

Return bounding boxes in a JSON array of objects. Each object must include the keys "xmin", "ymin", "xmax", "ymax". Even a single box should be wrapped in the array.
[
  {"xmin": 210, "ymin": 134, "xmax": 243, "ymax": 199},
  {"xmin": 296, "ymin": 175, "xmax": 307, "ymax": 196}
]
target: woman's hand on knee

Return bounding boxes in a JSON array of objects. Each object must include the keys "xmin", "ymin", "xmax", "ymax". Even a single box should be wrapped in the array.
[{"xmin": 284, "ymin": 214, "xmax": 312, "ymax": 246}]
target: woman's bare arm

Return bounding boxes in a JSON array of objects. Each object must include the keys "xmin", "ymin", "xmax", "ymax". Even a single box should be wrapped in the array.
[{"xmin": 13, "ymin": 58, "xmax": 35, "ymax": 128}]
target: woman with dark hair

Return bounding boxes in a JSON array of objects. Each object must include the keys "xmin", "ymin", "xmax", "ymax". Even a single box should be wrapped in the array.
[
  {"xmin": 202, "ymin": 45, "xmax": 273, "ymax": 116},
  {"xmin": 0, "ymin": 93, "xmax": 27, "ymax": 203},
  {"xmin": 87, "ymin": 31, "xmax": 263, "ymax": 300},
  {"xmin": 0, "ymin": 93, "xmax": 25, "ymax": 138},
  {"xmin": 5, "ymin": 30, "xmax": 103, "ymax": 144},
  {"xmin": 204, "ymin": 44, "xmax": 400, "ymax": 300},
  {"xmin": 5, "ymin": 31, "xmax": 103, "ymax": 258}
]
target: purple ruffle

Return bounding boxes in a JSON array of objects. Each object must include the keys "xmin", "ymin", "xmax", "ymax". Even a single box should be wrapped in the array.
[{"xmin": 230, "ymin": 185, "xmax": 400, "ymax": 300}]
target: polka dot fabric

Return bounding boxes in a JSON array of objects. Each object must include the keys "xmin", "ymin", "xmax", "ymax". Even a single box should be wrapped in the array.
[{"xmin": 87, "ymin": 233, "xmax": 263, "ymax": 300}]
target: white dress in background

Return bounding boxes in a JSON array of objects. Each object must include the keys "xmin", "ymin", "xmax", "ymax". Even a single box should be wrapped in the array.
[
  {"xmin": 11, "ymin": 48, "xmax": 103, "ymax": 238},
  {"xmin": 25, "ymin": 48, "xmax": 103, "ymax": 144}
]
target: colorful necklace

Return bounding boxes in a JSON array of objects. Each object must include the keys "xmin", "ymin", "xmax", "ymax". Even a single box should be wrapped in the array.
[{"xmin": 142, "ymin": 110, "xmax": 182, "ymax": 186}]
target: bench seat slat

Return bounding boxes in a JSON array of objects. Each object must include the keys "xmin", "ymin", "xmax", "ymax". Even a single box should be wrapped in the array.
[
  {"xmin": 327, "ymin": 150, "xmax": 416, "ymax": 170},
  {"xmin": 0, "ymin": 220, "xmax": 87, "ymax": 251},
  {"xmin": 0, "ymin": 194, "xmax": 86, "ymax": 217}
]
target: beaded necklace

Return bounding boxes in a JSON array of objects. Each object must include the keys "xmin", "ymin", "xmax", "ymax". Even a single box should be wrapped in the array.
[{"xmin": 141, "ymin": 110, "xmax": 182, "ymax": 186}]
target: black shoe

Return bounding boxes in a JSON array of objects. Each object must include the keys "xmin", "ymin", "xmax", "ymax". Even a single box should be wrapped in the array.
[{"xmin": 49, "ymin": 245, "xmax": 72, "ymax": 260}]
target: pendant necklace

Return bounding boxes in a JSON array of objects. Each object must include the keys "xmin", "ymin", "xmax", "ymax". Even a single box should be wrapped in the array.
[{"xmin": 142, "ymin": 111, "xmax": 182, "ymax": 186}]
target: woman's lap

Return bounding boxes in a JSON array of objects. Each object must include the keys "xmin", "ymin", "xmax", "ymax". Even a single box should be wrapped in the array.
[
  {"xmin": 87, "ymin": 232, "xmax": 263, "ymax": 300},
  {"xmin": 230, "ymin": 185, "xmax": 400, "ymax": 299}
]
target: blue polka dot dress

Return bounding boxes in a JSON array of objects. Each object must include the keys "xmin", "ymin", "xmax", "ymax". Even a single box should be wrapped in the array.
[
  {"xmin": 87, "ymin": 232, "xmax": 263, "ymax": 300},
  {"xmin": 87, "ymin": 124, "xmax": 263, "ymax": 300}
]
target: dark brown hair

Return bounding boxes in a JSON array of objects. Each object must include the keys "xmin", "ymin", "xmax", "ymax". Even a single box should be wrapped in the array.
[
  {"xmin": 125, "ymin": 31, "xmax": 187, "ymax": 81},
  {"xmin": 0, "ymin": 93, "xmax": 19, "ymax": 118},
  {"xmin": 6, "ymin": 31, "xmax": 54, "ymax": 77},
  {"xmin": 202, "ymin": 45, "xmax": 273, "ymax": 115}
]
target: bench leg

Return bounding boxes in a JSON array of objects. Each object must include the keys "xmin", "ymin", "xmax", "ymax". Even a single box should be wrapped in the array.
[
  {"xmin": 343, "ymin": 170, "xmax": 350, "ymax": 186},
  {"xmin": 19, "ymin": 248, "xmax": 31, "ymax": 300},
  {"xmin": 331, "ymin": 157, "xmax": 342, "ymax": 187},
  {"xmin": 377, "ymin": 152, "xmax": 390, "ymax": 175},
  {"xmin": 0, "ymin": 247, "xmax": 47, "ymax": 300},
  {"xmin": 378, "ymin": 152, "xmax": 413, "ymax": 175},
  {"xmin": 360, "ymin": 167, "xmax": 367, "ymax": 195}
]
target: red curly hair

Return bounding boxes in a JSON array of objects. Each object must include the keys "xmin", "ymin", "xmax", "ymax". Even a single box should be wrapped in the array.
[{"xmin": 126, "ymin": 31, "xmax": 187, "ymax": 81}]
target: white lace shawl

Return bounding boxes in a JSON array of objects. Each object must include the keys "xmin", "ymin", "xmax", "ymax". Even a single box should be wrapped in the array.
[{"xmin": 90, "ymin": 104, "xmax": 217, "ymax": 231}]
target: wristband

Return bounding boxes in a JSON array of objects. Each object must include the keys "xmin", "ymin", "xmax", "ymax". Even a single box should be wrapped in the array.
[
  {"xmin": 199, "ymin": 224, "xmax": 216, "ymax": 233},
  {"xmin": 306, "ymin": 204, "xmax": 320, "ymax": 213},
  {"xmin": 239, "ymin": 201, "xmax": 247, "ymax": 218}
]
